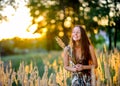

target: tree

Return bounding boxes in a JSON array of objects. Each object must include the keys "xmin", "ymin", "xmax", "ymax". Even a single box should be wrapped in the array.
[
  {"xmin": 0, "ymin": 0, "xmax": 20, "ymax": 22},
  {"xmin": 27, "ymin": 0, "xmax": 80, "ymax": 50},
  {"xmin": 27, "ymin": 0, "xmax": 120, "ymax": 51},
  {"xmin": 86, "ymin": 0, "xmax": 120, "ymax": 50}
]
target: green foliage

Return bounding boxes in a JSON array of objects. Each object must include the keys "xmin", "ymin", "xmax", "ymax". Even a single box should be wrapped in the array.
[
  {"xmin": 0, "ymin": 37, "xmax": 47, "ymax": 56},
  {"xmin": 27, "ymin": 0, "xmax": 119, "ymax": 50},
  {"xmin": 1, "ymin": 51, "xmax": 62, "ymax": 78}
]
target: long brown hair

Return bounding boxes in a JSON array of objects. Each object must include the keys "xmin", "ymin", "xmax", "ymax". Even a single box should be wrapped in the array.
[{"xmin": 70, "ymin": 25, "xmax": 92, "ymax": 63}]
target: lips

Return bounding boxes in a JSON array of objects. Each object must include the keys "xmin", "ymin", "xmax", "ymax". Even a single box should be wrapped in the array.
[
  {"xmin": 74, "ymin": 36, "xmax": 78, "ymax": 39},
  {"xmin": 73, "ymin": 36, "xmax": 79, "ymax": 41}
]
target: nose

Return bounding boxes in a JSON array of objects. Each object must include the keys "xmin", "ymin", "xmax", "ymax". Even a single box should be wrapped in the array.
[
  {"xmin": 74, "ymin": 32, "xmax": 79, "ymax": 34},
  {"xmin": 74, "ymin": 33, "xmax": 78, "ymax": 35}
]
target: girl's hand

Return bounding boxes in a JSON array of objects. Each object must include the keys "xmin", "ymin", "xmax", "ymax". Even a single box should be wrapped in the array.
[
  {"xmin": 75, "ymin": 64, "xmax": 84, "ymax": 71},
  {"xmin": 73, "ymin": 67, "xmax": 78, "ymax": 72},
  {"xmin": 72, "ymin": 65, "xmax": 78, "ymax": 72}
]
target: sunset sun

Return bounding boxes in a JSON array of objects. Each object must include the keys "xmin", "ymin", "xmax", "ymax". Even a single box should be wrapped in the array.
[{"xmin": 0, "ymin": 3, "xmax": 41, "ymax": 40}]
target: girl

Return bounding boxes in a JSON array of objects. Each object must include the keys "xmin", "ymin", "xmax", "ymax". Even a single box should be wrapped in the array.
[{"xmin": 63, "ymin": 25, "xmax": 98, "ymax": 86}]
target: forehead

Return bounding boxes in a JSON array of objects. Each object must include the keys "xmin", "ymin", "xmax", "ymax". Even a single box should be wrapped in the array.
[{"xmin": 73, "ymin": 26, "xmax": 80, "ymax": 31}]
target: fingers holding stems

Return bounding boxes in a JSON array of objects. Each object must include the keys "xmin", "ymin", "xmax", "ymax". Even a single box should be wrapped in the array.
[{"xmin": 74, "ymin": 64, "xmax": 84, "ymax": 72}]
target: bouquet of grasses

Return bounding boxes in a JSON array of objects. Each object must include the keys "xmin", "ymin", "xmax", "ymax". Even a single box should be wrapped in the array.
[{"xmin": 55, "ymin": 36, "xmax": 76, "ymax": 64}]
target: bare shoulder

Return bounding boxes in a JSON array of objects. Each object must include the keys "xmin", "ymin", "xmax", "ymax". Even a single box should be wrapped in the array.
[{"xmin": 64, "ymin": 45, "xmax": 69, "ymax": 53}]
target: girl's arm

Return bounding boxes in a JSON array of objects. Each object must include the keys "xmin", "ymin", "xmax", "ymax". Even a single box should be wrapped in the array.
[{"xmin": 63, "ymin": 47, "xmax": 77, "ymax": 72}]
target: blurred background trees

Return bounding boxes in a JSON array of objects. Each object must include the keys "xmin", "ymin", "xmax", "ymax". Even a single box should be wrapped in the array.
[
  {"xmin": 0, "ymin": 0, "xmax": 120, "ymax": 55},
  {"xmin": 26, "ymin": 0, "xmax": 120, "ymax": 50}
]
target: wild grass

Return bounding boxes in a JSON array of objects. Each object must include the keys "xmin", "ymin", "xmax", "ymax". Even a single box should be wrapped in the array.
[{"xmin": 0, "ymin": 50, "xmax": 120, "ymax": 86}]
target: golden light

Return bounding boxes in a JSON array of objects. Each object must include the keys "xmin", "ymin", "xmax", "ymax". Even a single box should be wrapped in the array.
[
  {"xmin": 93, "ymin": 16, "xmax": 98, "ymax": 22},
  {"xmin": 42, "ymin": 28, "xmax": 47, "ymax": 33},
  {"xmin": 35, "ymin": 16, "xmax": 44, "ymax": 22},
  {"xmin": 60, "ymin": 13, "xmax": 64, "ymax": 20},
  {"xmin": 35, "ymin": 10, "xmax": 40, "ymax": 16},
  {"xmin": 64, "ymin": 17, "xmax": 72, "ymax": 28},
  {"xmin": 109, "ymin": 11, "xmax": 114, "ymax": 17},
  {"xmin": 0, "ymin": 3, "xmax": 41, "ymax": 40},
  {"xmin": 98, "ymin": 17, "xmax": 108, "ymax": 26},
  {"xmin": 50, "ymin": 19, "xmax": 55, "ymax": 24},
  {"xmin": 58, "ymin": 26, "xmax": 63, "ymax": 31},
  {"xmin": 75, "ymin": 17, "xmax": 78, "ymax": 21},
  {"xmin": 87, "ymin": 31, "xmax": 91, "ymax": 38},
  {"xmin": 64, "ymin": 20, "xmax": 71, "ymax": 28},
  {"xmin": 66, "ymin": 17, "xmax": 72, "ymax": 21},
  {"xmin": 94, "ymin": 29, "xmax": 98, "ymax": 34},
  {"xmin": 28, "ymin": 24, "xmax": 38, "ymax": 33},
  {"xmin": 79, "ymin": 7, "xmax": 83, "ymax": 10},
  {"xmin": 59, "ymin": 31, "xmax": 64, "ymax": 37}
]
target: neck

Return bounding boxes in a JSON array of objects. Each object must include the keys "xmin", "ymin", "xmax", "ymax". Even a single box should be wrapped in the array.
[{"xmin": 75, "ymin": 41, "xmax": 81, "ymax": 48}]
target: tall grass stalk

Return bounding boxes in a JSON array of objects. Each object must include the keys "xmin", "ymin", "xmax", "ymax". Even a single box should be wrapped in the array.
[{"xmin": 0, "ymin": 50, "xmax": 120, "ymax": 86}]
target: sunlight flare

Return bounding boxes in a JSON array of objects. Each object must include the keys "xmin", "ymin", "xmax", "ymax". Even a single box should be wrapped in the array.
[{"xmin": 0, "ymin": 3, "xmax": 41, "ymax": 40}]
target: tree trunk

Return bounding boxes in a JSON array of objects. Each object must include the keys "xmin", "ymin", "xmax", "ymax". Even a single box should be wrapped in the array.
[
  {"xmin": 108, "ymin": 26, "xmax": 112, "ymax": 50},
  {"xmin": 114, "ymin": 26, "xmax": 117, "ymax": 48},
  {"xmin": 114, "ymin": 18, "xmax": 120, "ymax": 48}
]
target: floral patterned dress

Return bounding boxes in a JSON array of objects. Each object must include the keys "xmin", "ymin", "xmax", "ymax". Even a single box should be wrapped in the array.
[
  {"xmin": 67, "ymin": 46, "xmax": 91, "ymax": 86},
  {"xmin": 71, "ymin": 59, "xmax": 91, "ymax": 86}
]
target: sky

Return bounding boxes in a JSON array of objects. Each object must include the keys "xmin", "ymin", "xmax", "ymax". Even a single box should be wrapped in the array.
[{"xmin": 0, "ymin": 1, "xmax": 40, "ymax": 40}]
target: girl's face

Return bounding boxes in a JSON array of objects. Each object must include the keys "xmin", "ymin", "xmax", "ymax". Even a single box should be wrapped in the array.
[{"xmin": 72, "ymin": 26, "xmax": 81, "ymax": 41}]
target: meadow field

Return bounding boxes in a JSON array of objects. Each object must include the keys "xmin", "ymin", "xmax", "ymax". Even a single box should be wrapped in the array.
[{"xmin": 0, "ymin": 50, "xmax": 120, "ymax": 86}]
